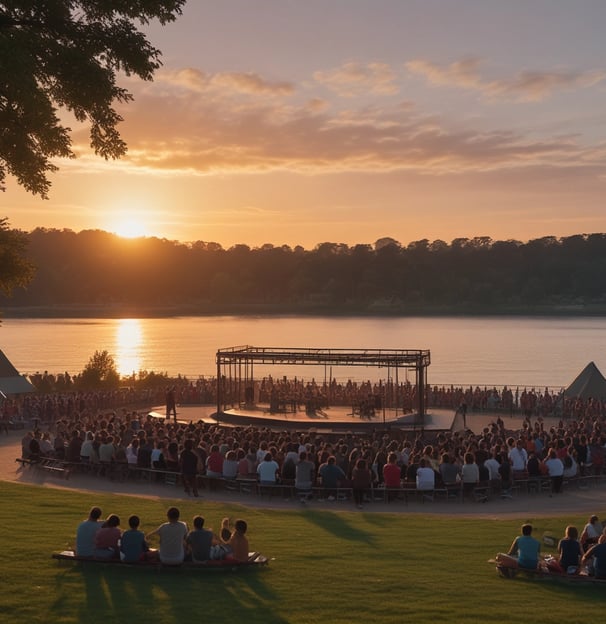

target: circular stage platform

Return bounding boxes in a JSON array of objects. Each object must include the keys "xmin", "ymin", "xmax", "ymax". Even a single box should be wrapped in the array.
[{"xmin": 155, "ymin": 404, "xmax": 459, "ymax": 435}]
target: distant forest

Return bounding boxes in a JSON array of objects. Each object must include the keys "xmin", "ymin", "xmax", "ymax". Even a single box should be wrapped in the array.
[{"xmin": 2, "ymin": 229, "xmax": 606, "ymax": 316}]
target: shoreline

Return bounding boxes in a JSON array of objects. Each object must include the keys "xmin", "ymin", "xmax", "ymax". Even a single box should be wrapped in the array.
[{"xmin": 3, "ymin": 303, "xmax": 606, "ymax": 319}]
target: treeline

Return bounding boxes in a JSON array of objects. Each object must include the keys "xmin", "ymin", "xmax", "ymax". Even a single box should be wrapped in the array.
[{"xmin": 2, "ymin": 229, "xmax": 606, "ymax": 315}]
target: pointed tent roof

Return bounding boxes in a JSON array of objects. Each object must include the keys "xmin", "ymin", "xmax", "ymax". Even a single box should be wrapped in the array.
[
  {"xmin": 0, "ymin": 349, "xmax": 36, "ymax": 395},
  {"xmin": 564, "ymin": 361, "xmax": 606, "ymax": 400}
]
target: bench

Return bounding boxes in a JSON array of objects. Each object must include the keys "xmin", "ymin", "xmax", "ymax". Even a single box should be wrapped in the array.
[
  {"xmin": 52, "ymin": 550, "xmax": 268, "ymax": 570},
  {"xmin": 15, "ymin": 457, "xmax": 39, "ymax": 468}
]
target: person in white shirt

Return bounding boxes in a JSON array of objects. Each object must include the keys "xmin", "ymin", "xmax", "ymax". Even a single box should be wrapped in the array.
[
  {"xmin": 508, "ymin": 440, "xmax": 528, "ymax": 475},
  {"xmin": 543, "ymin": 449, "xmax": 564, "ymax": 494},
  {"xmin": 416, "ymin": 458, "xmax": 435, "ymax": 491}
]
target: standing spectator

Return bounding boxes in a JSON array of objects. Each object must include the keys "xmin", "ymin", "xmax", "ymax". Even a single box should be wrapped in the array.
[
  {"xmin": 165, "ymin": 386, "xmax": 177, "ymax": 421},
  {"xmin": 180, "ymin": 439, "xmax": 200, "ymax": 497},
  {"xmin": 543, "ymin": 449, "xmax": 564, "ymax": 495},
  {"xmin": 351, "ymin": 458, "xmax": 372, "ymax": 509},
  {"xmin": 295, "ymin": 451, "xmax": 315, "ymax": 500}
]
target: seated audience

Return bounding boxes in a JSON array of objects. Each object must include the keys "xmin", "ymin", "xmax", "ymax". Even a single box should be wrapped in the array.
[
  {"xmin": 558, "ymin": 525, "xmax": 583, "ymax": 574},
  {"xmin": 228, "ymin": 519, "xmax": 249, "ymax": 562},
  {"xmin": 147, "ymin": 507, "xmax": 188, "ymax": 565},
  {"xmin": 75, "ymin": 506, "xmax": 103, "ymax": 557},
  {"xmin": 94, "ymin": 514, "xmax": 121, "ymax": 559},
  {"xmin": 186, "ymin": 515, "xmax": 214, "ymax": 562},
  {"xmin": 120, "ymin": 515, "xmax": 154, "ymax": 563},
  {"xmin": 497, "ymin": 523, "xmax": 540, "ymax": 571}
]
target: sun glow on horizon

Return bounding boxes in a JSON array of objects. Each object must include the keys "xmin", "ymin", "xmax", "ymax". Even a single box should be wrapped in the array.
[
  {"xmin": 112, "ymin": 218, "xmax": 149, "ymax": 239},
  {"xmin": 115, "ymin": 319, "xmax": 143, "ymax": 376}
]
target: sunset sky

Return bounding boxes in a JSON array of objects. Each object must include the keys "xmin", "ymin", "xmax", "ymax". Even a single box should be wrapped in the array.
[{"xmin": 5, "ymin": 0, "xmax": 606, "ymax": 249}]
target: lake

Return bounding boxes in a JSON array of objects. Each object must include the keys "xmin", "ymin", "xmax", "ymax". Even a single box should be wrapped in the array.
[{"xmin": 1, "ymin": 315, "xmax": 605, "ymax": 389}]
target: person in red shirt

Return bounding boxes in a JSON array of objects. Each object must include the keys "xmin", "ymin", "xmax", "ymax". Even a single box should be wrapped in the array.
[{"xmin": 383, "ymin": 452, "xmax": 402, "ymax": 501}]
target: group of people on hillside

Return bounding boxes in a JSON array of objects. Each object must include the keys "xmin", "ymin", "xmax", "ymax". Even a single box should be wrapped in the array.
[
  {"xmin": 497, "ymin": 515, "xmax": 606, "ymax": 578},
  {"xmin": 75, "ymin": 506, "xmax": 250, "ymax": 565}
]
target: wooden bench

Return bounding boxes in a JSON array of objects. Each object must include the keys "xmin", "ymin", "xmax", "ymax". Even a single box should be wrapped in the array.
[{"xmin": 52, "ymin": 550, "xmax": 268, "ymax": 571}]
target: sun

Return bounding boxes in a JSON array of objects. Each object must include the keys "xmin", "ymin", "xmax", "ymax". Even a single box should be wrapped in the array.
[{"xmin": 113, "ymin": 219, "xmax": 148, "ymax": 239}]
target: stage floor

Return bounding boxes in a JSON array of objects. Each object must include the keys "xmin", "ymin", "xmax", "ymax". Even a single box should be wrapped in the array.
[{"xmin": 153, "ymin": 403, "xmax": 457, "ymax": 433}]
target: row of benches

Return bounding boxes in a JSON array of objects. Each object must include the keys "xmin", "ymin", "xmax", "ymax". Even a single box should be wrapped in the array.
[{"xmin": 16, "ymin": 456, "xmax": 604, "ymax": 505}]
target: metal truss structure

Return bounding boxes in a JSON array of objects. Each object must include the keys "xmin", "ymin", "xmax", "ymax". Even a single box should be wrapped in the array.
[{"xmin": 216, "ymin": 346, "xmax": 431, "ymax": 420}]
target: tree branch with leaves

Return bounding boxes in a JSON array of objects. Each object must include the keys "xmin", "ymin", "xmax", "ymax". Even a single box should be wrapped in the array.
[{"xmin": 0, "ymin": 0, "xmax": 185, "ymax": 197}]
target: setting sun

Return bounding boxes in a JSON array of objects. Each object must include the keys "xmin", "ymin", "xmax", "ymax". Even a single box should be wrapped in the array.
[{"xmin": 113, "ymin": 219, "xmax": 148, "ymax": 239}]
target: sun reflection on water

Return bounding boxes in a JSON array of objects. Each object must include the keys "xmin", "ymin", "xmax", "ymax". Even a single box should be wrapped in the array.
[{"xmin": 115, "ymin": 319, "xmax": 142, "ymax": 377}]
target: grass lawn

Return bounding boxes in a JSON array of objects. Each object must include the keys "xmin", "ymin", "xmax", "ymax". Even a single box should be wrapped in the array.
[{"xmin": 1, "ymin": 481, "xmax": 605, "ymax": 624}]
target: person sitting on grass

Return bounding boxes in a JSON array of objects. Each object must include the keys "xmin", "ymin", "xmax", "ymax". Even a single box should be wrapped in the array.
[
  {"xmin": 93, "ymin": 514, "xmax": 121, "ymax": 559},
  {"xmin": 120, "ymin": 515, "xmax": 156, "ymax": 563},
  {"xmin": 186, "ymin": 515, "xmax": 214, "ymax": 563},
  {"xmin": 147, "ymin": 507, "xmax": 188, "ymax": 565},
  {"xmin": 497, "ymin": 523, "xmax": 541, "ymax": 571},
  {"xmin": 75, "ymin": 506, "xmax": 103, "ymax": 557},
  {"xmin": 220, "ymin": 517, "xmax": 232, "ymax": 544},
  {"xmin": 557, "ymin": 525, "xmax": 584, "ymax": 574},
  {"xmin": 581, "ymin": 515, "xmax": 603, "ymax": 548},
  {"xmin": 228, "ymin": 519, "xmax": 249, "ymax": 562},
  {"xmin": 581, "ymin": 529, "xmax": 606, "ymax": 579}
]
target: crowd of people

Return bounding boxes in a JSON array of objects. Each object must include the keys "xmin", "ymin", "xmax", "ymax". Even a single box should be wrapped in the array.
[
  {"xmin": 497, "ymin": 517, "xmax": 606, "ymax": 579},
  {"xmin": 14, "ymin": 382, "xmax": 606, "ymax": 509},
  {"xmin": 3, "ymin": 374, "xmax": 606, "ymax": 427},
  {"xmin": 75, "ymin": 505, "xmax": 250, "ymax": 565}
]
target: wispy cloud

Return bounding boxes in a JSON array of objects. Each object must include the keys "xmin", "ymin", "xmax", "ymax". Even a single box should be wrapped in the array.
[
  {"xmin": 406, "ymin": 57, "xmax": 606, "ymax": 101},
  {"xmin": 64, "ymin": 65, "xmax": 606, "ymax": 183},
  {"xmin": 314, "ymin": 62, "xmax": 399, "ymax": 97},
  {"xmin": 96, "ymin": 89, "xmax": 603, "ymax": 178},
  {"xmin": 158, "ymin": 68, "xmax": 295, "ymax": 96}
]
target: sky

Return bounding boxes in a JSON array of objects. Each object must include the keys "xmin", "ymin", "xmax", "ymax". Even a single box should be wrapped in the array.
[{"xmin": 4, "ymin": 0, "xmax": 606, "ymax": 249}]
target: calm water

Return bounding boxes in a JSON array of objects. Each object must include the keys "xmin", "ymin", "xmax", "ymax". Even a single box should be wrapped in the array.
[{"xmin": 1, "ymin": 315, "xmax": 605, "ymax": 389}]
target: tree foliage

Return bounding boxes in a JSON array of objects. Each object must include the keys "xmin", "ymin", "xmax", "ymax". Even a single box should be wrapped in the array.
[
  {"xmin": 0, "ymin": 217, "xmax": 34, "ymax": 296},
  {"xmin": 78, "ymin": 349, "xmax": 120, "ymax": 389},
  {"xmin": 0, "ymin": 0, "xmax": 185, "ymax": 197},
  {"xmin": 2, "ymin": 230, "xmax": 606, "ymax": 314}
]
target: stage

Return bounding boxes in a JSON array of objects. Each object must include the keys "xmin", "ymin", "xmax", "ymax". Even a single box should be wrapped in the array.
[{"xmin": 151, "ymin": 403, "xmax": 459, "ymax": 435}]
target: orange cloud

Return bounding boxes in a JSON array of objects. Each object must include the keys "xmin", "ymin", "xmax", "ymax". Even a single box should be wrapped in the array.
[{"xmin": 61, "ymin": 66, "xmax": 605, "ymax": 184}]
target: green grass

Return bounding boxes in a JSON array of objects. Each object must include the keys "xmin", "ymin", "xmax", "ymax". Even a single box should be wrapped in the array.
[{"xmin": 1, "ymin": 481, "xmax": 605, "ymax": 624}]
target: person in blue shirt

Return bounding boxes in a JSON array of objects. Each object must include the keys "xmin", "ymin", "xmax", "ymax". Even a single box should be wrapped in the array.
[
  {"xmin": 581, "ymin": 530, "xmax": 606, "ymax": 579},
  {"xmin": 508, "ymin": 523, "xmax": 541, "ymax": 569},
  {"xmin": 497, "ymin": 523, "xmax": 541, "ymax": 572},
  {"xmin": 75, "ymin": 507, "xmax": 103, "ymax": 557},
  {"xmin": 120, "ymin": 515, "xmax": 154, "ymax": 563}
]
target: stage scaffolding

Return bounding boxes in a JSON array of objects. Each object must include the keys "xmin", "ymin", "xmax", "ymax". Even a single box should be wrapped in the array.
[{"xmin": 216, "ymin": 346, "xmax": 431, "ymax": 422}]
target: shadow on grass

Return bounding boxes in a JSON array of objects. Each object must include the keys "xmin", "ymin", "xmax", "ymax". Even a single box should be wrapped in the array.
[
  {"xmin": 51, "ymin": 562, "xmax": 285, "ymax": 623},
  {"xmin": 301, "ymin": 509, "xmax": 376, "ymax": 544}
]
